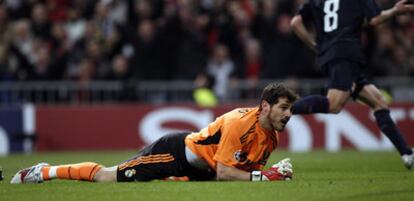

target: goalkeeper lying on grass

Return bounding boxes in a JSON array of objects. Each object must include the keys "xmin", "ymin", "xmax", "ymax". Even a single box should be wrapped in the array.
[{"xmin": 11, "ymin": 82, "xmax": 297, "ymax": 183}]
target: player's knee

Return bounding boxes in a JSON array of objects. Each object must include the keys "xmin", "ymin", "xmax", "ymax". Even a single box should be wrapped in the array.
[
  {"xmin": 326, "ymin": 91, "xmax": 348, "ymax": 114},
  {"xmin": 93, "ymin": 166, "xmax": 117, "ymax": 182},
  {"xmin": 328, "ymin": 102, "xmax": 344, "ymax": 114}
]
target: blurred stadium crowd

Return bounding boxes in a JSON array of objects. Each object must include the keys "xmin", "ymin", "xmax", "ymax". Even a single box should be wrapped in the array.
[{"xmin": 0, "ymin": 0, "xmax": 413, "ymax": 102}]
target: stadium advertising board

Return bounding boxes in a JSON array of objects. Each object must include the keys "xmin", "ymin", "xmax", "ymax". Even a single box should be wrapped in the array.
[
  {"xmin": 0, "ymin": 104, "xmax": 35, "ymax": 155},
  {"xmin": 34, "ymin": 103, "xmax": 414, "ymax": 152}
]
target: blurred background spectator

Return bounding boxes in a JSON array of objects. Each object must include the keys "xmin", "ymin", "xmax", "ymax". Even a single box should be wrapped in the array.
[{"xmin": 202, "ymin": 43, "xmax": 235, "ymax": 101}]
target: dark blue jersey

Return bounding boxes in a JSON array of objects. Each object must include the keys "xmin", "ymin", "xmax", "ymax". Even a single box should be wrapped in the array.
[{"xmin": 298, "ymin": 0, "xmax": 381, "ymax": 66}]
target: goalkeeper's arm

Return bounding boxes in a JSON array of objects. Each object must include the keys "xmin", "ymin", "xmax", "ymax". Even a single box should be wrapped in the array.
[
  {"xmin": 216, "ymin": 162, "xmax": 251, "ymax": 181},
  {"xmin": 216, "ymin": 158, "xmax": 293, "ymax": 181}
]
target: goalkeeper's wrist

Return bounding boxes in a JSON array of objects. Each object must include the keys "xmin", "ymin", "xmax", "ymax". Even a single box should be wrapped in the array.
[{"xmin": 250, "ymin": 171, "xmax": 266, "ymax": 181}]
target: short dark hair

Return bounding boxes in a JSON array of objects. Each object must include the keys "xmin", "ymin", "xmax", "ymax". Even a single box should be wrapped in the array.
[{"xmin": 260, "ymin": 82, "xmax": 298, "ymax": 108}]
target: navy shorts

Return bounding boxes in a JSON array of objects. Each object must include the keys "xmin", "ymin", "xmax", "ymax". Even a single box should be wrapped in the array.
[
  {"xmin": 116, "ymin": 132, "xmax": 215, "ymax": 182},
  {"xmin": 324, "ymin": 60, "xmax": 370, "ymax": 100}
]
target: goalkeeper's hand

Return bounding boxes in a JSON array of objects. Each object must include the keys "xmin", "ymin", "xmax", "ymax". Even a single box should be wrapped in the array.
[{"xmin": 250, "ymin": 158, "xmax": 293, "ymax": 181}]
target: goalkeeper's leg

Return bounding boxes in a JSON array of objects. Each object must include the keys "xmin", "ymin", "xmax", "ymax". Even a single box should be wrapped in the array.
[
  {"xmin": 11, "ymin": 162, "xmax": 117, "ymax": 184},
  {"xmin": 42, "ymin": 162, "xmax": 117, "ymax": 182}
]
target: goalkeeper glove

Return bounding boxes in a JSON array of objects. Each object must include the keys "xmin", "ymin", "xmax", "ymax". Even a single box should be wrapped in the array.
[{"xmin": 250, "ymin": 158, "xmax": 293, "ymax": 181}]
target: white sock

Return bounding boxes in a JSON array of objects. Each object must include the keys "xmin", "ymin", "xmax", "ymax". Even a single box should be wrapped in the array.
[{"xmin": 48, "ymin": 166, "xmax": 58, "ymax": 179}]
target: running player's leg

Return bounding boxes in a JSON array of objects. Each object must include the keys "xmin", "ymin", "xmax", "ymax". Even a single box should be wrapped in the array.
[
  {"xmin": 326, "ymin": 89, "xmax": 350, "ymax": 113},
  {"xmin": 293, "ymin": 60, "xmax": 353, "ymax": 114},
  {"xmin": 357, "ymin": 84, "xmax": 413, "ymax": 157}
]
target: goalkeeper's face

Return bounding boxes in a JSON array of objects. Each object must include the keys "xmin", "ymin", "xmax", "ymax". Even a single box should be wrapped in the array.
[{"xmin": 266, "ymin": 97, "xmax": 293, "ymax": 131}]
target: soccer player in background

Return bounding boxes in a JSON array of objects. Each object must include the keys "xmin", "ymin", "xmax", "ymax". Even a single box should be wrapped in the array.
[
  {"xmin": 290, "ymin": 0, "xmax": 414, "ymax": 168},
  {"xmin": 11, "ymin": 82, "xmax": 297, "ymax": 183}
]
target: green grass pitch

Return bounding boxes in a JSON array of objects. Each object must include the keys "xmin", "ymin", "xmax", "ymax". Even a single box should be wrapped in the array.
[{"xmin": 0, "ymin": 150, "xmax": 413, "ymax": 201}]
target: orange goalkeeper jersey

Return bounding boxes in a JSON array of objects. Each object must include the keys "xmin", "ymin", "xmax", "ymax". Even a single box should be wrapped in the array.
[{"xmin": 184, "ymin": 107, "xmax": 279, "ymax": 172}]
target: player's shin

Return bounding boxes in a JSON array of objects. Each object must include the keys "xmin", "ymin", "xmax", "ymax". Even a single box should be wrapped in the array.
[
  {"xmin": 374, "ymin": 109, "xmax": 412, "ymax": 155},
  {"xmin": 42, "ymin": 162, "xmax": 103, "ymax": 182}
]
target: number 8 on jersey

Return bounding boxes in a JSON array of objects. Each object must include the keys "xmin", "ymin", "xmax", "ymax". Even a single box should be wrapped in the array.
[{"xmin": 324, "ymin": 0, "xmax": 340, "ymax": 32}]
